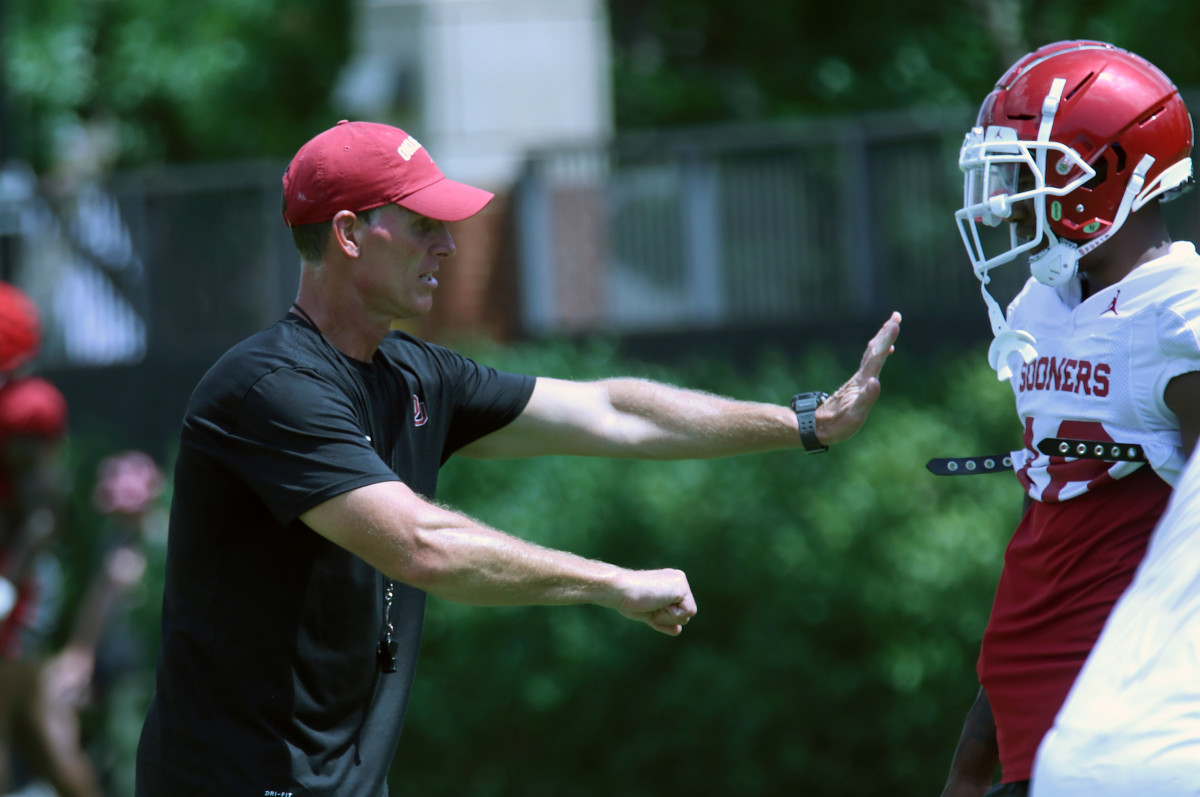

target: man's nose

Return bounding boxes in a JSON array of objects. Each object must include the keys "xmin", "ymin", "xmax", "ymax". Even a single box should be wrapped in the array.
[{"xmin": 432, "ymin": 231, "xmax": 456, "ymax": 259}]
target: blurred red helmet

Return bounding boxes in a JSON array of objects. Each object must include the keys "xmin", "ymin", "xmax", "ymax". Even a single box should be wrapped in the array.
[
  {"xmin": 0, "ymin": 283, "xmax": 41, "ymax": 373},
  {"xmin": 0, "ymin": 377, "xmax": 67, "ymax": 442}
]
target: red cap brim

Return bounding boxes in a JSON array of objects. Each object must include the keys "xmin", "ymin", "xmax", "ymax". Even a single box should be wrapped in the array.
[{"xmin": 396, "ymin": 177, "xmax": 495, "ymax": 222}]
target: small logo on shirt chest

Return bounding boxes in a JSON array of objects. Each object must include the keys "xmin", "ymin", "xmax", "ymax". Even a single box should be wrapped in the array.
[
  {"xmin": 1101, "ymin": 289, "xmax": 1121, "ymax": 316},
  {"xmin": 412, "ymin": 394, "xmax": 428, "ymax": 427}
]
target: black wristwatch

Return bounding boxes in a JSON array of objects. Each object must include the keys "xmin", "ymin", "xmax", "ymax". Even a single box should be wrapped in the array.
[{"xmin": 790, "ymin": 391, "xmax": 830, "ymax": 454}]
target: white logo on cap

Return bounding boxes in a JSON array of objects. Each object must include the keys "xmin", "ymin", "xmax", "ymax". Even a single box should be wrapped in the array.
[{"xmin": 397, "ymin": 136, "xmax": 422, "ymax": 162}]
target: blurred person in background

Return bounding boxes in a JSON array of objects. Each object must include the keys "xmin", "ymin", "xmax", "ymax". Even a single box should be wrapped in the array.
[
  {"xmin": 3, "ymin": 449, "xmax": 163, "ymax": 797},
  {"xmin": 0, "ymin": 282, "xmax": 100, "ymax": 797},
  {"xmin": 81, "ymin": 451, "xmax": 163, "ymax": 704},
  {"xmin": 135, "ymin": 119, "xmax": 902, "ymax": 796},
  {"xmin": 942, "ymin": 40, "xmax": 1200, "ymax": 797},
  {"xmin": 44, "ymin": 451, "xmax": 164, "ymax": 797}
]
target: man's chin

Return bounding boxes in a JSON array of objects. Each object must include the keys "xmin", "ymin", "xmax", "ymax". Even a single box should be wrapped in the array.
[{"xmin": 388, "ymin": 302, "xmax": 433, "ymax": 328}]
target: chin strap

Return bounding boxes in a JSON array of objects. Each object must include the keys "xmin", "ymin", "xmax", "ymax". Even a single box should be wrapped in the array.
[{"xmin": 978, "ymin": 273, "xmax": 1038, "ymax": 382}]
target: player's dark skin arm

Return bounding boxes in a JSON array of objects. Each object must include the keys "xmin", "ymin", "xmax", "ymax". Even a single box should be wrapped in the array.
[
  {"xmin": 941, "ymin": 490, "xmax": 1030, "ymax": 797},
  {"xmin": 940, "ymin": 687, "xmax": 999, "ymax": 797},
  {"xmin": 1164, "ymin": 370, "xmax": 1200, "ymax": 459}
]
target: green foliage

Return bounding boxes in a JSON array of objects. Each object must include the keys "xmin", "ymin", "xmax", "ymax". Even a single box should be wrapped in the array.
[
  {"xmin": 389, "ymin": 338, "xmax": 1021, "ymax": 796},
  {"xmin": 608, "ymin": 0, "xmax": 1200, "ymax": 130},
  {"xmin": 3, "ymin": 0, "xmax": 350, "ymax": 169},
  {"xmin": 10, "ymin": 0, "xmax": 1200, "ymax": 170}
]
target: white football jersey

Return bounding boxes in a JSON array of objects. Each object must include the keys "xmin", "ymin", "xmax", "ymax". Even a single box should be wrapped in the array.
[
  {"xmin": 1007, "ymin": 241, "xmax": 1200, "ymax": 501},
  {"xmin": 1031, "ymin": 448, "xmax": 1200, "ymax": 796}
]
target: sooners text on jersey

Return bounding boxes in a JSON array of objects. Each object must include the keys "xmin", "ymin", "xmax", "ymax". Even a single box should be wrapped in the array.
[{"xmin": 1007, "ymin": 241, "xmax": 1200, "ymax": 502}]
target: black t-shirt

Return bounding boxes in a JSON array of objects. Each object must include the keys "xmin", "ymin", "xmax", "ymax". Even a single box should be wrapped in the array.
[{"xmin": 136, "ymin": 315, "xmax": 534, "ymax": 796}]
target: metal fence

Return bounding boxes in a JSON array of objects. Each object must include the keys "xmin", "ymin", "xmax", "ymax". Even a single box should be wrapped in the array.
[
  {"xmin": 4, "ymin": 108, "xmax": 1200, "ymax": 455},
  {"xmin": 7, "ymin": 107, "xmax": 1200, "ymax": 371},
  {"xmin": 0, "ymin": 159, "xmax": 299, "ymax": 456},
  {"xmin": 513, "ymin": 109, "xmax": 1039, "ymax": 340}
]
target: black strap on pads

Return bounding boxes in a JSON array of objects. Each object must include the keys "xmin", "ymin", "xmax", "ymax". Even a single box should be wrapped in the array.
[
  {"xmin": 1036, "ymin": 437, "xmax": 1147, "ymax": 463},
  {"xmin": 925, "ymin": 454, "xmax": 1013, "ymax": 476},
  {"xmin": 927, "ymin": 437, "xmax": 1147, "ymax": 476}
]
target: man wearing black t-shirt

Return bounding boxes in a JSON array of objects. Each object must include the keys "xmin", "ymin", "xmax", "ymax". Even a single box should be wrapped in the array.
[{"xmin": 135, "ymin": 120, "xmax": 902, "ymax": 796}]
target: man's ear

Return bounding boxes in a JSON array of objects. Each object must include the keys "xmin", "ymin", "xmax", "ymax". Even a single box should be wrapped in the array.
[{"xmin": 331, "ymin": 210, "xmax": 362, "ymax": 258}]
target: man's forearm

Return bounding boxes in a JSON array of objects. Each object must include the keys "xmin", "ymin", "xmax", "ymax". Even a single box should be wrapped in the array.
[
  {"xmin": 602, "ymin": 378, "xmax": 800, "ymax": 459},
  {"xmin": 461, "ymin": 312, "xmax": 899, "ymax": 461},
  {"xmin": 302, "ymin": 481, "xmax": 697, "ymax": 634}
]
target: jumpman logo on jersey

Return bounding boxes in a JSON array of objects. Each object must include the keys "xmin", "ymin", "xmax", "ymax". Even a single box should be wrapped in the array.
[{"xmin": 1101, "ymin": 289, "xmax": 1121, "ymax": 316}]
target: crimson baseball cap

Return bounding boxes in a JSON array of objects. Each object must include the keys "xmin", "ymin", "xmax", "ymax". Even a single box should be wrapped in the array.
[{"xmin": 282, "ymin": 120, "xmax": 494, "ymax": 226}]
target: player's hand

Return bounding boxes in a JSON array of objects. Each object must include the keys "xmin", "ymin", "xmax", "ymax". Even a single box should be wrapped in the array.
[
  {"xmin": 612, "ymin": 568, "xmax": 697, "ymax": 636},
  {"xmin": 815, "ymin": 311, "xmax": 901, "ymax": 446}
]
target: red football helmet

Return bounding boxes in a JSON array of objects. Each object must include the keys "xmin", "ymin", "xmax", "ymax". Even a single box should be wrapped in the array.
[
  {"xmin": 956, "ymin": 40, "xmax": 1193, "ymax": 285},
  {"xmin": 955, "ymin": 41, "xmax": 1194, "ymax": 380}
]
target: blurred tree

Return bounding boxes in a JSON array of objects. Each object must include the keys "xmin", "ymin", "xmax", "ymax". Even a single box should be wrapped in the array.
[
  {"xmin": 608, "ymin": 0, "xmax": 1200, "ymax": 129},
  {"xmin": 8, "ymin": 0, "xmax": 1200, "ymax": 168},
  {"xmin": 2, "ymin": 0, "xmax": 351, "ymax": 171}
]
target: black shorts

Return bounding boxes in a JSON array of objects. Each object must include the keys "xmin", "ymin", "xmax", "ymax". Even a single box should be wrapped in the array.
[{"xmin": 984, "ymin": 781, "xmax": 1029, "ymax": 797}]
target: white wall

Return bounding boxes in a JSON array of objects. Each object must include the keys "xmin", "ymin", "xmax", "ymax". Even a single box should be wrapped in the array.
[{"xmin": 335, "ymin": 0, "xmax": 613, "ymax": 190}]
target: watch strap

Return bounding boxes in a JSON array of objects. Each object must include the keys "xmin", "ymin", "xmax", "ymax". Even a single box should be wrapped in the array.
[{"xmin": 791, "ymin": 391, "xmax": 830, "ymax": 454}]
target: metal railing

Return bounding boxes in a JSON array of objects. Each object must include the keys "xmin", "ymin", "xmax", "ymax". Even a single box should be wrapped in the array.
[
  {"xmin": 512, "ymin": 97, "xmax": 1200, "ymax": 344},
  {"xmin": 515, "ymin": 110, "xmax": 1056, "ymax": 339},
  {"xmin": 0, "ymin": 159, "xmax": 297, "ymax": 371}
]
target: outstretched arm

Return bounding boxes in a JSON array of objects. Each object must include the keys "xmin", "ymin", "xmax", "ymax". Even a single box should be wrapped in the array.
[
  {"xmin": 461, "ymin": 311, "xmax": 901, "ymax": 460},
  {"xmin": 301, "ymin": 480, "xmax": 697, "ymax": 636}
]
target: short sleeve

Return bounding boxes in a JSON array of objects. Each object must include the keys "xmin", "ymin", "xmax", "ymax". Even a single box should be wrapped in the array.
[
  {"xmin": 417, "ymin": 344, "xmax": 534, "ymax": 460},
  {"xmin": 202, "ymin": 367, "xmax": 399, "ymax": 525},
  {"xmin": 1156, "ymin": 296, "xmax": 1200, "ymax": 393}
]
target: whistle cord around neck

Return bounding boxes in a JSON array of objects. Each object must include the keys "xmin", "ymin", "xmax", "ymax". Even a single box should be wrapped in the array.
[{"xmin": 290, "ymin": 303, "xmax": 321, "ymax": 334}]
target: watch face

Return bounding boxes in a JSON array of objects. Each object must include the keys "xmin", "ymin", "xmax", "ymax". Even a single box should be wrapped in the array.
[{"xmin": 792, "ymin": 392, "xmax": 825, "ymax": 412}]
